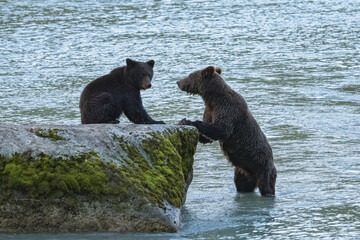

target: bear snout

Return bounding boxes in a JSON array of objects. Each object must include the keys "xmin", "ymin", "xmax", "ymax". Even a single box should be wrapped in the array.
[
  {"xmin": 140, "ymin": 76, "xmax": 152, "ymax": 90},
  {"xmin": 141, "ymin": 83, "xmax": 151, "ymax": 90},
  {"xmin": 177, "ymin": 80, "xmax": 187, "ymax": 91}
]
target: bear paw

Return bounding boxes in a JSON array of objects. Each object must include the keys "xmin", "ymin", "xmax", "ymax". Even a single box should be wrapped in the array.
[
  {"xmin": 177, "ymin": 118, "xmax": 193, "ymax": 126},
  {"xmin": 154, "ymin": 120, "xmax": 166, "ymax": 124}
]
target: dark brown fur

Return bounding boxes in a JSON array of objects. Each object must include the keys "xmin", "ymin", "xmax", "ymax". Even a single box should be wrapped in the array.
[
  {"xmin": 79, "ymin": 59, "xmax": 165, "ymax": 124},
  {"xmin": 177, "ymin": 66, "xmax": 276, "ymax": 196}
]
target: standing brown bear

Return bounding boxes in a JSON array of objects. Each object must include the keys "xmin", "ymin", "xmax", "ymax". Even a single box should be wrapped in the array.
[
  {"xmin": 79, "ymin": 59, "xmax": 165, "ymax": 124},
  {"xmin": 177, "ymin": 66, "xmax": 277, "ymax": 196}
]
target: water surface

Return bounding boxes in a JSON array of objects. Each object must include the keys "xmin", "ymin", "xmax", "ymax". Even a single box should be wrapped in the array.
[{"xmin": 1, "ymin": 0, "xmax": 360, "ymax": 239}]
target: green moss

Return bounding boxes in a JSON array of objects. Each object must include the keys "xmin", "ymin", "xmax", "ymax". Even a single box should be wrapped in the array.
[
  {"xmin": 0, "ymin": 127, "xmax": 199, "ymax": 209},
  {"xmin": 64, "ymin": 196, "xmax": 77, "ymax": 209},
  {"xmin": 112, "ymin": 128, "xmax": 198, "ymax": 208},
  {"xmin": 0, "ymin": 152, "xmax": 109, "ymax": 201},
  {"xmin": 35, "ymin": 129, "xmax": 65, "ymax": 141}
]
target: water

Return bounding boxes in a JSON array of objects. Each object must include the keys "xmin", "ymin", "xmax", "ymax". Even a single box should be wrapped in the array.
[{"xmin": 1, "ymin": 0, "xmax": 360, "ymax": 239}]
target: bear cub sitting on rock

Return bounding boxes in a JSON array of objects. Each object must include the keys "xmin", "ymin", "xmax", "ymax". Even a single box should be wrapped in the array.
[
  {"xmin": 177, "ymin": 66, "xmax": 277, "ymax": 196},
  {"xmin": 80, "ymin": 59, "xmax": 165, "ymax": 124}
]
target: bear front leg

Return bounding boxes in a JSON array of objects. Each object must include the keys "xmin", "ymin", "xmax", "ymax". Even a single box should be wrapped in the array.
[
  {"xmin": 178, "ymin": 119, "xmax": 229, "ymax": 141},
  {"xmin": 200, "ymin": 108, "xmax": 214, "ymax": 144},
  {"xmin": 199, "ymin": 134, "xmax": 213, "ymax": 144},
  {"xmin": 192, "ymin": 120, "xmax": 230, "ymax": 141},
  {"xmin": 124, "ymin": 97, "xmax": 165, "ymax": 124},
  {"xmin": 178, "ymin": 118, "xmax": 212, "ymax": 143}
]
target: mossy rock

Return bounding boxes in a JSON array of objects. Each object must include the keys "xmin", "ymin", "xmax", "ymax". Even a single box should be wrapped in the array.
[{"xmin": 0, "ymin": 124, "xmax": 199, "ymax": 233}]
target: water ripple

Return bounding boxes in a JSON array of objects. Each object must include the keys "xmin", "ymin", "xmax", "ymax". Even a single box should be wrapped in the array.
[{"xmin": 1, "ymin": 0, "xmax": 360, "ymax": 239}]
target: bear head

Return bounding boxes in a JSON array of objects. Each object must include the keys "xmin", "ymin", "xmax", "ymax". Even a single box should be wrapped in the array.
[
  {"xmin": 125, "ymin": 58, "xmax": 155, "ymax": 90},
  {"xmin": 177, "ymin": 66, "xmax": 222, "ymax": 95}
]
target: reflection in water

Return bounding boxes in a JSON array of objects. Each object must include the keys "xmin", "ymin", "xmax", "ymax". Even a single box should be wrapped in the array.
[{"xmin": 1, "ymin": 0, "xmax": 360, "ymax": 239}]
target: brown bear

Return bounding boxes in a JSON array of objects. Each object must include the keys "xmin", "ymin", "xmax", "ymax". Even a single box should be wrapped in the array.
[
  {"xmin": 79, "ymin": 59, "xmax": 165, "ymax": 124},
  {"xmin": 177, "ymin": 66, "xmax": 277, "ymax": 196}
]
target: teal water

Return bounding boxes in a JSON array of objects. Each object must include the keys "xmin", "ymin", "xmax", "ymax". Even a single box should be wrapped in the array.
[{"xmin": 1, "ymin": 0, "xmax": 360, "ymax": 239}]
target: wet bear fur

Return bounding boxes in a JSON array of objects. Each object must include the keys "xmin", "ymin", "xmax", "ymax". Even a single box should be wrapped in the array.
[
  {"xmin": 177, "ymin": 66, "xmax": 277, "ymax": 196},
  {"xmin": 79, "ymin": 59, "xmax": 165, "ymax": 124}
]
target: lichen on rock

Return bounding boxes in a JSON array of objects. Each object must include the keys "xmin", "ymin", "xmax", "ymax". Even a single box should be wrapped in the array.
[
  {"xmin": 0, "ymin": 124, "xmax": 199, "ymax": 233},
  {"xmin": 33, "ymin": 128, "xmax": 66, "ymax": 141}
]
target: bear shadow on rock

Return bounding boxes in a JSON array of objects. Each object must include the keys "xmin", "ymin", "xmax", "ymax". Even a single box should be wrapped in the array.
[
  {"xmin": 177, "ymin": 66, "xmax": 277, "ymax": 196},
  {"xmin": 79, "ymin": 58, "xmax": 165, "ymax": 125}
]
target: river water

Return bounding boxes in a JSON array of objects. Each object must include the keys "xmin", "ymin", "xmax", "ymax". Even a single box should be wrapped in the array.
[{"xmin": 1, "ymin": 0, "xmax": 360, "ymax": 239}]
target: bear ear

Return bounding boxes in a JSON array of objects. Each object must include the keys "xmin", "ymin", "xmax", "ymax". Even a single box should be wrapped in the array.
[
  {"xmin": 147, "ymin": 60, "xmax": 155, "ymax": 68},
  {"xmin": 126, "ymin": 58, "xmax": 136, "ymax": 68},
  {"xmin": 215, "ymin": 67, "xmax": 222, "ymax": 75},
  {"xmin": 202, "ymin": 66, "xmax": 215, "ymax": 79}
]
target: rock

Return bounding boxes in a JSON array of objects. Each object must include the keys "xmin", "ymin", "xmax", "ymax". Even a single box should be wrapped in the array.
[{"xmin": 0, "ymin": 124, "xmax": 199, "ymax": 233}]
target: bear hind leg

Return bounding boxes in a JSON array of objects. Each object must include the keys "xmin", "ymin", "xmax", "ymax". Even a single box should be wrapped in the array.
[
  {"xmin": 234, "ymin": 167, "xmax": 257, "ymax": 193},
  {"xmin": 258, "ymin": 167, "xmax": 277, "ymax": 197},
  {"xmin": 82, "ymin": 93, "xmax": 118, "ymax": 124}
]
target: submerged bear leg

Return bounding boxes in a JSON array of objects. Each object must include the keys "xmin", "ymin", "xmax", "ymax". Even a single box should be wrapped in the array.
[
  {"xmin": 234, "ymin": 167, "xmax": 257, "ymax": 192},
  {"xmin": 258, "ymin": 167, "xmax": 277, "ymax": 196}
]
